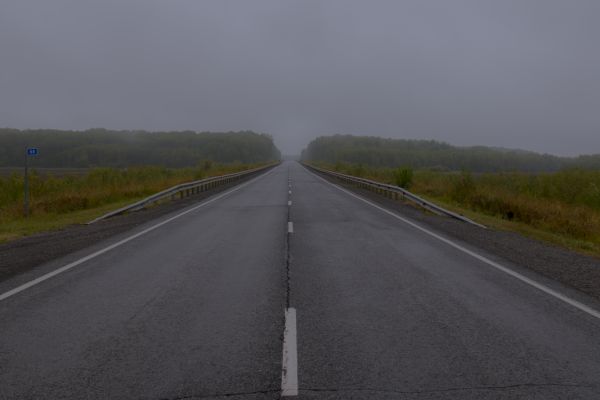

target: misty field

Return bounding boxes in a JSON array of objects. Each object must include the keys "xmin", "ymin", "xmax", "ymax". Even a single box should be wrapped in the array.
[
  {"xmin": 322, "ymin": 162, "xmax": 600, "ymax": 256},
  {"xmin": 0, "ymin": 162, "xmax": 263, "ymax": 242}
]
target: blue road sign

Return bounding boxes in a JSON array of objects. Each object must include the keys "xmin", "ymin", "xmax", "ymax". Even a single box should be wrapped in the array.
[{"xmin": 27, "ymin": 148, "xmax": 38, "ymax": 156}]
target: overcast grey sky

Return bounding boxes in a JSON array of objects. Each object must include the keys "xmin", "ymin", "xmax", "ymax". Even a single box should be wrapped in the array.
[{"xmin": 1, "ymin": 1, "xmax": 599, "ymax": 155}]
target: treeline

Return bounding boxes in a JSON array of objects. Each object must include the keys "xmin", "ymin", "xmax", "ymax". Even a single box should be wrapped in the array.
[
  {"xmin": 0, "ymin": 129, "xmax": 280, "ymax": 167},
  {"xmin": 301, "ymin": 135, "xmax": 600, "ymax": 172}
]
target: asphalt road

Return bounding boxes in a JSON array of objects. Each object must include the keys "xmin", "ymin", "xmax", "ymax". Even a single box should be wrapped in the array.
[{"xmin": 1, "ymin": 161, "xmax": 600, "ymax": 399}]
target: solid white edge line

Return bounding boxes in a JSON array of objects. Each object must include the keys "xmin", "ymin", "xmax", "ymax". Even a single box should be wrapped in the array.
[
  {"xmin": 0, "ymin": 168, "xmax": 277, "ymax": 302},
  {"xmin": 288, "ymin": 221, "xmax": 294, "ymax": 233},
  {"xmin": 281, "ymin": 307, "xmax": 298, "ymax": 396},
  {"xmin": 306, "ymin": 167, "xmax": 600, "ymax": 320}
]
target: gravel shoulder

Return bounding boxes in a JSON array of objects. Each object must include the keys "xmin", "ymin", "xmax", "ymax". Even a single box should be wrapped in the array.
[
  {"xmin": 0, "ymin": 168, "xmax": 271, "ymax": 283},
  {"xmin": 314, "ymin": 169, "xmax": 600, "ymax": 302}
]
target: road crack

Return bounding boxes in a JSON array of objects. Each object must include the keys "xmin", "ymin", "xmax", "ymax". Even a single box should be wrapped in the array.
[
  {"xmin": 158, "ymin": 388, "xmax": 280, "ymax": 399},
  {"xmin": 297, "ymin": 382, "xmax": 597, "ymax": 396}
]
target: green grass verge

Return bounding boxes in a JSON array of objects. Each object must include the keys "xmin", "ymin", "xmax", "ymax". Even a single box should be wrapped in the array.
[
  {"xmin": 0, "ymin": 198, "xmax": 144, "ymax": 243},
  {"xmin": 413, "ymin": 193, "xmax": 600, "ymax": 258}
]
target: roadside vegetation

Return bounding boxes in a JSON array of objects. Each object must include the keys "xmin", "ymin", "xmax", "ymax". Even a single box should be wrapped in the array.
[
  {"xmin": 308, "ymin": 161, "xmax": 600, "ymax": 257},
  {"xmin": 0, "ymin": 162, "xmax": 268, "ymax": 242}
]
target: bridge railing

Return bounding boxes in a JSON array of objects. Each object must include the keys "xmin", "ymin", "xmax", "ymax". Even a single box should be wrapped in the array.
[
  {"xmin": 303, "ymin": 163, "xmax": 485, "ymax": 228},
  {"xmin": 88, "ymin": 162, "xmax": 278, "ymax": 224}
]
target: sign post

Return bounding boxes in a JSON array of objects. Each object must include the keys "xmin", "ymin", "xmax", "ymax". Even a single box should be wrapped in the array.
[{"xmin": 24, "ymin": 148, "xmax": 38, "ymax": 217}]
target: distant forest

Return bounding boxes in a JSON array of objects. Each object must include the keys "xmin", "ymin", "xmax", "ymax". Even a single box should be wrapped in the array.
[
  {"xmin": 301, "ymin": 135, "xmax": 600, "ymax": 172},
  {"xmin": 0, "ymin": 129, "xmax": 281, "ymax": 167}
]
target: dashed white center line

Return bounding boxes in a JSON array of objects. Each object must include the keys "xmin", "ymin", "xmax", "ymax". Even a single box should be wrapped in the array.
[
  {"xmin": 288, "ymin": 200, "xmax": 292, "ymax": 206},
  {"xmin": 289, "ymin": 190, "xmax": 292, "ymax": 195},
  {"xmin": 288, "ymin": 221, "xmax": 294, "ymax": 233},
  {"xmin": 281, "ymin": 307, "xmax": 298, "ymax": 396}
]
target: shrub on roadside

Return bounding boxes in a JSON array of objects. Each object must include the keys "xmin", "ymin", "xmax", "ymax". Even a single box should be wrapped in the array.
[{"xmin": 393, "ymin": 166, "xmax": 413, "ymax": 189}]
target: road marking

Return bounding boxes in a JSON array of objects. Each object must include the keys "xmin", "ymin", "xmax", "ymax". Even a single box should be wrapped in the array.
[
  {"xmin": 0, "ymin": 168, "xmax": 277, "ymax": 303},
  {"xmin": 288, "ymin": 221, "xmax": 294, "ymax": 233},
  {"xmin": 289, "ymin": 190, "xmax": 292, "ymax": 195},
  {"xmin": 281, "ymin": 307, "xmax": 298, "ymax": 396},
  {"xmin": 307, "ymin": 168, "xmax": 600, "ymax": 320},
  {"xmin": 288, "ymin": 200, "xmax": 292, "ymax": 206}
]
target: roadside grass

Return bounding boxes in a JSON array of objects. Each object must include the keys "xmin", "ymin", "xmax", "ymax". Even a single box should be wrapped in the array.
[
  {"xmin": 0, "ymin": 162, "xmax": 266, "ymax": 243},
  {"xmin": 412, "ymin": 194, "xmax": 600, "ymax": 257},
  {"xmin": 0, "ymin": 199, "xmax": 141, "ymax": 243},
  {"xmin": 313, "ymin": 161, "xmax": 600, "ymax": 258}
]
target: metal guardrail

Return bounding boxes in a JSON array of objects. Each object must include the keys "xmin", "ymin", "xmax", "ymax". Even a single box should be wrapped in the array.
[
  {"xmin": 88, "ymin": 163, "xmax": 278, "ymax": 224},
  {"xmin": 304, "ymin": 163, "xmax": 486, "ymax": 228}
]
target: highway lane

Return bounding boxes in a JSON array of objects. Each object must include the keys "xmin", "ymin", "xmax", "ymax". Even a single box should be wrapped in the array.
[
  {"xmin": 288, "ymin": 162, "xmax": 600, "ymax": 399},
  {"xmin": 2, "ymin": 160, "xmax": 600, "ymax": 399},
  {"xmin": 0, "ymin": 165, "xmax": 289, "ymax": 399}
]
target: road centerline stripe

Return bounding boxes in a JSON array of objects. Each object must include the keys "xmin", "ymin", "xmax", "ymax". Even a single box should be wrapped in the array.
[
  {"xmin": 305, "ymin": 166, "xmax": 600, "ymax": 320},
  {"xmin": 281, "ymin": 307, "xmax": 298, "ymax": 396},
  {"xmin": 288, "ymin": 221, "xmax": 294, "ymax": 233}
]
